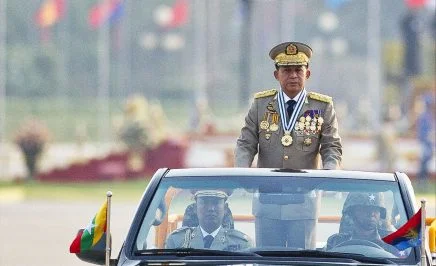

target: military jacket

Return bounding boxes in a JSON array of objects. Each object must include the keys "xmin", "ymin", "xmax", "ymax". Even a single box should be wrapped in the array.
[
  {"xmin": 165, "ymin": 226, "xmax": 252, "ymax": 251},
  {"xmin": 252, "ymin": 190, "xmax": 320, "ymax": 220},
  {"xmin": 325, "ymin": 230, "xmax": 403, "ymax": 257},
  {"xmin": 235, "ymin": 89, "xmax": 342, "ymax": 169}
]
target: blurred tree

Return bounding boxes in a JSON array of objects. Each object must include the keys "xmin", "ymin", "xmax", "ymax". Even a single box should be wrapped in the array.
[
  {"xmin": 118, "ymin": 96, "xmax": 151, "ymax": 151},
  {"xmin": 14, "ymin": 119, "xmax": 51, "ymax": 180},
  {"xmin": 118, "ymin": 95, "xmax": 168, "ymax": 149},
  {"xmin": 117, "ymin": 95, "xmax": 168, "ymax": 172},
  {"xmin": 400, "ymin": 7, "xmax": 424, "ymax": 77},
  {"xmin": 7, "ymin": 44, "xmax": 59, "ymax": 97}
]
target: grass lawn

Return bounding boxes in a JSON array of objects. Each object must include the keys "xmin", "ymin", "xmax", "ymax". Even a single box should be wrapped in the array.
[
  {"xmin": 0, "ymin": 179, "xmax": 434, "ymax": 204},
  {"xmin": 0, "ymin": 178, "xmax": 150, "ymax": 202}
]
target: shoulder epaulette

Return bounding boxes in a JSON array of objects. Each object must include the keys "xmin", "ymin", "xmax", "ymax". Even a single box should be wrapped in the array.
[
  {"xmin": 225, "ymin": 229, "xmax": 250, "ymax": 242},
  {"xmin": 254, "ymin": 89, "xmax": 277, "ymax": 99},
  {"xmin": 308, "ymin": 92, "xmax": 332, "ymax": 103},
  {"xmin": 171, "ymin": 226, "xmax": 192, "ymax": 233}
]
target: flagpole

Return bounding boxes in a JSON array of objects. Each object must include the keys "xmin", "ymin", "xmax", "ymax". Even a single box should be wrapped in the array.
[
  {"xmin": 98, "ymin": 2, "xmax": 111, "ymax": 145},
  {"xmin": 421, "ymin": 199, "xmax": 426, "ymax": 266},
  {"xmin": 0, "ymin": 0, "xmax": 6, "ymax": 144},
  {"xmin": 193, "ymin": 0, "xmax": 207, "ymax": 103},
  {"xmin": 239, "ymin": 0, "xmax": 252, "ymax": 108},
  {"xmin": 367, "ymin": 0, "xmax": 382, "ymax": 133},
  {"xmin": 57, "ymin": 0, "xmax": 69, "ymax": 141},
  {"xmin": 105, "ymin": 191, "xmax": 112, "ymax": 266}
]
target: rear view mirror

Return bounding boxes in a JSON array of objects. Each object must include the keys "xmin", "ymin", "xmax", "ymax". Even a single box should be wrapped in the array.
[{"xmin": 259, "ymin": 193, "xmax": 305, "ymax": 205}]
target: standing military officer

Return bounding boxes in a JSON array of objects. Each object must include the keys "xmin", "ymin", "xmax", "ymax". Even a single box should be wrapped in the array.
[
  {"xmin": 235, "ymin": 42, "xmax": 342, "ymax": 248},
  {"xmin": 165, "ymin": 190, "xmax": 252, "ymax": 251}
]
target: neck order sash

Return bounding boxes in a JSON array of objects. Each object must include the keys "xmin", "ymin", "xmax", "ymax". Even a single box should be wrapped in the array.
[{"xmin": 277, "ymin": 89, "xmax": 306, "ymax": 133}]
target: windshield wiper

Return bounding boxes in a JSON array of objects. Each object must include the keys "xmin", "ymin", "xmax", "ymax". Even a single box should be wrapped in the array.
[
  {"xmin": 252, "ymin": 250, "xmax": 396, "ymax": 264},
  {"xmin": 134, "ymin": 248, "xmax": 260, "ymax": 257}
]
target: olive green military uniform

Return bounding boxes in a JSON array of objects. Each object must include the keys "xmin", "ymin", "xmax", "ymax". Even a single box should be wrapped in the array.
[
  {"xmin": 235, "ymin": 90, "xmax": 341, "ymax": 248},
  {"xmin": 326, "ymin": 230, "xmax": 401, "ymax": 256},
  {"xmin": 234, "ymin": 41, "xmax": 342, "ymax": 249},
  {"xmin": 235, "ymin": 89, "xmax": 342, "ymax": 169},
  {"xmin": 165, "ymin": 226, "xmax": 252, "ymax": 251}
]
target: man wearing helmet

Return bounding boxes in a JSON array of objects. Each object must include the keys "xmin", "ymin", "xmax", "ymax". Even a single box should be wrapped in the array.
[{"xmin": 325, "ymin": 192, "xmax": 401, "ymax": 256}]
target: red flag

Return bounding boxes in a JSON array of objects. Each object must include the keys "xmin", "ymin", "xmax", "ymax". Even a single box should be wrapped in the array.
[
  {"xmin": 405, "ymin": 0, "xmax": 427, "ymax": 8},
  {"xmin": 35, "ymin": 0, "xmax": 66, "ymax": 28},
  {"xmin": 382, "ymin": 208, "xmax": 422, "ymax": 250},
  {"xmin": 88, "ymin": 0, "xmax": 124, "ymax": 30},
  {"xmin": 167, "ymin": 0, "xmax": 189, "ymax": 28}
]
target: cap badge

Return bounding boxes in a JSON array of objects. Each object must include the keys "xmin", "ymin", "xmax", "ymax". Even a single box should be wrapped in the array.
[{"xmin": 286, "ymin": 44, "xmax": 298, "ymax": 55}]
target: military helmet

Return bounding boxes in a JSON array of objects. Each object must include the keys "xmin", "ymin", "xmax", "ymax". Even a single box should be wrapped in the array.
[{"xmin": 342, "ymin": 192, "xmax": 387, "ymax": 219}]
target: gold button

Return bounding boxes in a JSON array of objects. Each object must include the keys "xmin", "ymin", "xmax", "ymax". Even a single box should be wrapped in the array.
[{"xmin": 284, "ymin": 155, "xmax": 289, "ymax": 160}]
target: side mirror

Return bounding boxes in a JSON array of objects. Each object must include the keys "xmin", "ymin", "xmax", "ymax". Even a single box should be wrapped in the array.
[
  {"xmin": 76, "ymin": 250, "xmax": 105, "ymax": 265},
  {"xmin": 76, "ymin": 251, "xmax": 117, "ymax": 266}
]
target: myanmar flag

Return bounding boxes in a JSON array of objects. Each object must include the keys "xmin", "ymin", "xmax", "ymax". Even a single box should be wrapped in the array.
[
  {"xmin": 382, "ymin": 208, "xmax": 422, "ymax": 250},
  {"xmin": 35, "ymin": 0, "xmax": 66, "ymax": 28},
  {"xmin": 69, "ymin": 201, "xmax": 107, "ymax": 253}
]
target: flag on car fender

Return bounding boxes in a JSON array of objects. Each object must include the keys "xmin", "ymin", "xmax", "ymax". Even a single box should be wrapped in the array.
[
  {"xmin": 69, "ymin": 201, "xmax": 107, "ymax": 253},
  {"xmin": 382, "ymin": 208, "xmax": 422, "ymax": 250}
]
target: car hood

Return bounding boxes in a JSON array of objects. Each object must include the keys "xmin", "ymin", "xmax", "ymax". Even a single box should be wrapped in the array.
[{"xmin": 118, "ymin": 258, "xmax": 403, "ymax": 266}]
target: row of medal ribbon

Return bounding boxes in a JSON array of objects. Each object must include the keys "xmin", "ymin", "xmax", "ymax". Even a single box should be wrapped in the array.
[{"xmin": 260, "ymin": 112, "xmax": 324, "ymax": 134}]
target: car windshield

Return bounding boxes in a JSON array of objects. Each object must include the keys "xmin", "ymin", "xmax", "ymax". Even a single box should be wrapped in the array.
[{"xmin": 133, "ymin": 173, "xmax": 416, "ymax": 262}]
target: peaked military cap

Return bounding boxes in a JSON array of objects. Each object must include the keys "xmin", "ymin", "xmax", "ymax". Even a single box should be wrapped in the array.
[
  {"xmin": 269, "ymin": 42, "xmax": 313, "ymax": 66},
  {"xmin": 194, "ymin": 190, "xmax": 228, "ymax": 200}
]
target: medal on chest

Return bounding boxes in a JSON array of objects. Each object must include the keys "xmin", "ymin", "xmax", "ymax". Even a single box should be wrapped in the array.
[
  {"xmin": 260, "ymin": 112, "xmax": 271, "ymax": 130},
  {"xmin": 269, "ymin": 113, "xmax": 279, "ymax": 131},
  {"xmin": 277, "ymin": 89, "xmax": 307, "ymax": 147},
  {"xmin": 281, "ymin": 131, "xmax": 293, "ymax": 146}
]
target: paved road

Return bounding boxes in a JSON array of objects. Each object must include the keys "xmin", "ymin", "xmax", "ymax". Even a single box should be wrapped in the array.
[
  {"xmin": 1, "ymin": 197, "xmax": 434, "ymax": 266},
  {"xmin": 0, "ymin": 200, "xmax": 137, "ymax": 266}
]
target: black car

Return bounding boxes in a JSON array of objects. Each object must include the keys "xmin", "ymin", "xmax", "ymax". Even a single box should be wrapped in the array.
[{"xmin": 74, "ymin": 168, "xmax": 436, "ymax": 265}]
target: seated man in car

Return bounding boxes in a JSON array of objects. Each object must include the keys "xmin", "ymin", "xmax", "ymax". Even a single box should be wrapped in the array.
[
  {"xmin": 325, "ymin": 192, "xmax": 401, "ymax": 256},
  {"xmin": 182, "ymin": 190, "xmax": 234, "ymax": 229},
  {"xmin": 165, "ymin": 190, "xmax": 252, "ymax": 251}
]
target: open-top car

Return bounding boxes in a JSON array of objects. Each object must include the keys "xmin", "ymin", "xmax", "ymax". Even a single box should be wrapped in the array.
[{"xmin": 75, "ymin": 168, "xmax": 436, "ymax": 265}]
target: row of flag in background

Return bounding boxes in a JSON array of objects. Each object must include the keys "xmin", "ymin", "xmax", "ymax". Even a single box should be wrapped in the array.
[
  {"xmin": 33, "ymin": 0, "xmax": 430, "ymax": 31},
  {"xmin": 34, "ymin": 0, "xmax": 189, "ymax": 30},
  {"xmin": 70, "ymin": 198, "xmax": 424, "ymax": 255}
]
